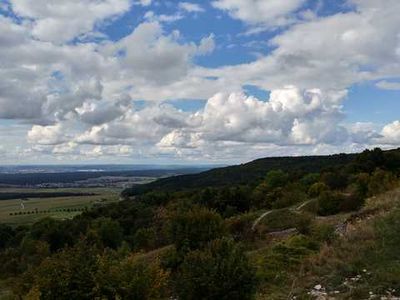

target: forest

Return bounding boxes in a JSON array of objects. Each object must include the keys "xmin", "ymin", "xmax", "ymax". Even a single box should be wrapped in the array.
[{"xmin": 0, "ymin": 148, "xmax": 400, "ymax": 299}]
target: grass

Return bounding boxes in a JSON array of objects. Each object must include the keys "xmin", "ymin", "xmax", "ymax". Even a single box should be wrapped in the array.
[
  {"xmin": 0, "ymin": 188, "xmax": 120, "ymax": 226},
  {"xmin": 251, "ymin": 188, "xmax": 400, "ymax": 299}
]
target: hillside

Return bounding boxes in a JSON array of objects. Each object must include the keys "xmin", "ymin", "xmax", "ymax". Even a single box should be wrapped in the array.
[
  {"xmin": 1, "ymin": 147, "xmax": 400, "ymax": 299},
  {"xmin": 122, "ymin": 148, "xmax": 400, "ymax": 196}
]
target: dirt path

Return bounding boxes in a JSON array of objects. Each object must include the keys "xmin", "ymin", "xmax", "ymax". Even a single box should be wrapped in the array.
[
  {"xmin": 251, "ymin": 210, "xmax": 273, "ymax": 231},
  {"xmin": 252, "ymin": 199, "xmax": 313, "ymax": 231}
]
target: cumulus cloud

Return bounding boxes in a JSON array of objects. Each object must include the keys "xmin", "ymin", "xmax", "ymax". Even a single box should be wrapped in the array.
[
  {"xmin": 27, "ymin": 124, "xmax": 67, "ymax": 145},
  {"xmin": 380, "ymin": 121, "xmax": 400, "ymax": 145},
  {"xmin": 179, "ymin": 2, "xmax": 205, "ymax": 13},
  {"xmin": 1, "ymin": 0, "xmax": 400, "ymax": 163},
  {"xmin": 206, "ymin": 0, "xmax": 400, "ymax": 91},
  {"xmin": 111, "ymin": 22, "xmax": 216, "ymax": 85},
  {"xmin": 75, "ymin": 103, "xmax": 196, "ymax": 146},
  {"xmin": 9, "ymin": 0, "xmax": 131, "ymax": 43},
  {"xmin": 212, "ymin": 0, "xmax": 305, "ymax": 27},
  {"xmin": 158, "ymin": 87, "xmax": 348, "ymax": 148}
]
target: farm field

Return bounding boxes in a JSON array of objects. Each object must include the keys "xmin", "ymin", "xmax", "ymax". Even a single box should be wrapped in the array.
[{"xmin": 0, "ymin": 188, "xmax": 120, "ymax": 226}]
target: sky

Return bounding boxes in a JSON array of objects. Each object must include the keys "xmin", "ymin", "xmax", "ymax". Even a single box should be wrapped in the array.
[{"xmin": 0, "ymin": 0, "xmax": 400, "ymax": 165}]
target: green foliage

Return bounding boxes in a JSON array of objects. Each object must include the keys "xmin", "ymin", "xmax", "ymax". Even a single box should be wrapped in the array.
[
  {"xmin": 257, "ymin": 209, "xmax": 312, "ymax": 234},
  {"xmin": 29, "ymin": 218, "xmax": 73, "ymax": 252},
  {"xmin": 368, "ymin": 168, "xmax": 397, "ymax": 196},
  {"xmin": 272, "ymin": 183, "xmax": 307, "ymax": 209},
  {"xmin": 92, "ymin": 217, "xmax": 123, "ymax": 249},
  {"xmin": 321, "ymin": 171, "xmax": 348, "ymax": 190},
  {"xmin": 197, "ymin": 186, "xmax": 252, "ymax": 215},
  {"xmin": 96, "ymin": 254, "xmax": 170, "ymax": 300},
  {"xmin": 1, "ymin": 147, "xmax": 400, "ymax": 299},
  {"xmin": 23, "ymin": 241, "xmax": 99, "ymax": 300},
  {"xmin": 265, "ymin": 170, "xmax": 289, "ymax": 189},
  {"xmin": 317, "ymin": 191, "xmax": 344, "ymax": 216},
  {"xmin": 308, "ymin": 182, "xmax": 329, "ymax": 198},
  {"xmin": 309, "ymin": 223, "xmax": 336, "ymax": 243},
  {"xmin": 254, "ymin": 235, "xmax": 318, "ymax": 285},
  {"xmin": 169, "ymin": 207, "xmax": 225, "ymax": 251},
  {"xmin": 177, "ymin": 238, "xmax": 256, "ymax": 300},
  {"xmin": 300, "ymin": 173, "xmax": 320, "ymax": 187},
  {"xmin": 0, "ymin": 224, "xmax": 14, "ymax": 250},
  {"xmin": 133, "ymin": 227, "xmax": 157, "ymax": 251},
  {"xmin": 225, "ymin": 212, "xmax": 257, "ymax": 242}
]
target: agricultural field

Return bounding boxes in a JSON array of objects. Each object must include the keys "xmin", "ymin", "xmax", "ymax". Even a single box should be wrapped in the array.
[{"xmin": 0, "ymin": 188, "xmax": 120, "ymax": 226}]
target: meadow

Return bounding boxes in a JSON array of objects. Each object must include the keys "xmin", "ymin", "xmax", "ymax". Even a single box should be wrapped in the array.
[{"xmin": 0, "ymin": 188, "xmax": 120, "ymax": 226}]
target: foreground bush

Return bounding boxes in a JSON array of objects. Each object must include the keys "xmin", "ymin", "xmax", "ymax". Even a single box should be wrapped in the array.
[{"xmin": 177, "ymin": 238, "xmax": 256, "ymax": 300}]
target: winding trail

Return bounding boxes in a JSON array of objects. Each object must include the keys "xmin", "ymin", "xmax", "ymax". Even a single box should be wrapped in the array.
[
  {"xmin": 295, "ymin": 199, "xmax": 313, "ymax": 211},
  {"xmin": 251, "ymin": 210, "xmax": 273, "ymax": 231},
  {"xmin": 251, "ymin": 199, "xmax": 314, "ymax": 231}
]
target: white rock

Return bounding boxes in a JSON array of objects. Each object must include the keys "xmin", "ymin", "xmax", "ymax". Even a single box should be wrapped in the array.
[{"xmin": 314, "ymin": 284, "xmax": 322, "ymax": 290}]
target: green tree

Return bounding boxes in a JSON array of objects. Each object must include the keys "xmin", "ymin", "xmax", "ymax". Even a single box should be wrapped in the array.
[
  {"xmin": 317, "ymin": 191, "xmax": 344, "ymax": 216},
  {"xmin": 27, "ymin": 241, "xmax": 99, "ymax": 300},
  {"xmin": 265, "ymin": 170, "xmax": 289, "ymax": 189},
  {"xmin": 308, "ymin": 182, "xmax": 329, "ymax": 198},
  {"xmin": 93, "ymin": 217, "xmax": 123, "ymax": 249},
  {"xmin": 169, "ymin": 207, "xmax": 225, "ymax": 251},
  {"xmin": 177, "ymin": 238, "xmax": 256, "ymax": 300},
  {"xmin": 0, "ymin": 224, "xmax": 14, "ymax": 250},
  {"xmin": 96, "ymin": 254, "xmax": 170, "ymax": 300}
]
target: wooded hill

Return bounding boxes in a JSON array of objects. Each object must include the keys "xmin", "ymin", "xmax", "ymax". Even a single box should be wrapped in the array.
[{"xmin": 123, "ymin": 148, "xmax": 400, "ymax": 196}]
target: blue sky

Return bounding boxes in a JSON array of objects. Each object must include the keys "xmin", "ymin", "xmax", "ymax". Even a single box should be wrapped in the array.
[{"xmin": 0, "ymin": 0, "xmax": 399, "ymax": 164}]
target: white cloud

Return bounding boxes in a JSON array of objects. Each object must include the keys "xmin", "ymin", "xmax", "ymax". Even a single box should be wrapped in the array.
[
  {"xmin": 1, "ymin": 1, "xmax": 400, "ymax": 163},
  {"xmin": 144, "ymin": 11, "xmax": 184, "ymax": 23},
  {"xmin": 179, "ymin": 2, "xmax": 205, "ymax": 13},
  {"xmin": 181, "ymin": 87, "xmax": 347, "ymax": 146},
  {"xmin": 27, "ymin": 124, "xmax": 67, "ymax": 145},
  {"xmin": 135, "ymin": 0, "xmax": 152, "ymax": 6},
  {"xmin": 212, "ymin": 0, "xmax": 305, "ymax": 27},
  {"xmin": 9, "ymin": 0, "xmax": 131, "ymax": 43},
  {"xmin": 376, "ymin": 80, "xmax": 400, "ymax": 91},
  {"xmin": 111, "ymin": 22, "xmax": 215, "ymax": 86},
  {"xmin": 197, "ymin": 34, "xmax": 216, "ymax": 55},
  {"xmin": 380, "ymin": 121, "xmax": 400, "ymax": 144},
  {"xmin": 206, "ymin": 0, "xmax": 400, "ymax": 91}
]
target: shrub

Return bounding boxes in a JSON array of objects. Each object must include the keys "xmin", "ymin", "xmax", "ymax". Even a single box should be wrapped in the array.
[
  {"xmin": 96, "ymin": 254, "xmax": 170, "ymax": 300},
  {"xmin": 308, "ymin": 182, "xmax": 329, "ymax": 198},
  {"xmin": 92, "ymin": 217, "xmax": 123, "ymax": 249},
  {"xmin": 317, "ymin": 191, "xmax": 344, "ymax": 216},
  {"xmin": 133, "ymin": 227, "xmax": 157, "ymax": 250},
  {"xmin": 177, "ymin": 238, "xmax": 256, "ymax": 300},
  {"xmin": 169, "ymin": 207, "xmax": 225, "ymax": 251},
  {"xmin": 265, "ymin": 170, "xmax": 289, "ymax": 189}
]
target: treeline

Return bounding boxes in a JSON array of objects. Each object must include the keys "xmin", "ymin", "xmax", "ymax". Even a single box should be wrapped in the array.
[
  {"xmin": 0, "ymin": 168, "xmax": 201, "ymax": 186},
  {"xmin": 123, "ymin": 152, "xmax": 361, "ymax": 196},
  {"xmin": 0, "ymin": 148, "xmax": 399, "ymax": 299},
  {"xmin": 10, "ymin": 207, "xmax": 87, "ymax": 216},
  {"xmin": 0, "ymin": 192, "xmax": 95, "ymax": 201}
]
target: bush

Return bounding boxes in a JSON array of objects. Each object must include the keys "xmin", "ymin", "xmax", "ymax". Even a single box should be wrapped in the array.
[
  {"xmin": 272, "ymin": 183, "xmax": 307, "ymax": 209},
  {"xmin": 258, "ymin": 209, "xmax": 312, "ymax": 234},
  {"xmin": 133, "ymin": 227, "xmax": 157, "ymax": 250},
  {"xmin": 317, "ymin": 191, "xmax": 344, "ymax": 216},
  {"xmin": 169, "ymin": 207, "xmax": 225, "ymax": 251},
  {"xmin": 310, "ymin": 223, "xmax": 336, "ymax": 243},
  {"xmin": 177, "ymin": 238, "xmax": 256, "ymax": 300},
  {"xmin": 24, "ymin": 241, "xmax": 99, "ymax": 300},
  {"xmin": 92, "ymin": 218, "xmax": 123, "ymax": 249},
  {"xmin": 368, "ymin": 169, "xmax": 397, "ymax": 196},
  {"xmin": 265, "ymin": 170, "xmax": 289, "ymax": 189},
  {"xmin": 308, "ymin": 182, "xmax": 329, "ymax": 198},
  {"xmin": 225, "ymin": 212, "xmax": 257, "ymax": 242},
  {"xmin": 96, "ymin": 254, "xmax": 170, "ymax": 300}
]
